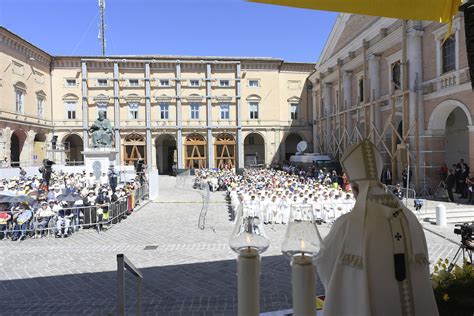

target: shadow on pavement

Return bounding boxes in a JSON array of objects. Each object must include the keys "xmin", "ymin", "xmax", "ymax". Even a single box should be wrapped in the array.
[{"xmin": 1, "ymin": 254, "xmax": 324, "ymax": 315}]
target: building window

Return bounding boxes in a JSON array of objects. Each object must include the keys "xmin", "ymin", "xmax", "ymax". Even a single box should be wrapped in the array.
[
  {"xmin": 65, "ymin": 101, "xmax": 77, "ymax": 120},
  {"xmin": 66, "ymin": 79, "xmax": 77, "ymax": 87},
  {"xmin": 160, "ymin": 102, "xmax": 169, "ymax": 119},
  {"xmin": 129, "ymin": 102, "xmax": 139, "ymax": 119},
  {"xmin": 442, "ymin": 36, "xmax": 456, "ymax": 74},
  {"xmin": 97, "ymin": 79, "xmax": 108, "ymax": 87},
  {"xmin": 290, "ymin": 103, "xmax": 298, "ymax": 120},
  {"xmin": 190, "ymin": 80, "xmax": 200, "ymax": 87},
  {"xmin": 220, "ymin": 103, "xmax": 230, "ymax": 120},
  {"xmin": 358, "ymin": 78, "xmax": 364, "ymax": 103},
  {"xmin": 219, "ymin": 79, "xmax": 230, "ymax": 87},
  {"xmin": 248, "ymin": 136, "xmax": 255, "ymax": 145},
  {"xmin": 391, "ymin": 61, "xmax": 401, "ymax": 91},
  {"xmin": 97, "ymin": 103, "xmax": 107, "ymax": 118},
  {"xmin": 248, "ymin": 79, "xmax": 260, "ymax": 87},
  {"xmin": 37, "ymin": 97, "xmax": 44, "ymax": 118},
  {"xmin": 15, "ymin": 89, "xmax": 25, "ymax": 113},
  {"xmin": 129, "ymin": 79, "xmax": 139, "ymax": 87},
  {"xmin": 190, "ymin": 102, "xmax": 200, "ymax": 119},
  {"xmin": 249, "ymin": 101, "xmax": 259, "ymax": 119},
  {"xmin": 159, "ymin": 79, "xmax": 170, "ymax": 87}
]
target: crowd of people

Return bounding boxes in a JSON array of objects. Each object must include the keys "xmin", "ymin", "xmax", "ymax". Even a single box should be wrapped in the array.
[
  {"xmin": 0, "ymin": 169, "xmax": 145, "ymax": 242},
  {"xmin": 442, "ymin": 159, "xmax": 474, "ymax": 203},
  {"xmin": 194, "ymin": 165, "xmax": 356, "ymax": 224}
]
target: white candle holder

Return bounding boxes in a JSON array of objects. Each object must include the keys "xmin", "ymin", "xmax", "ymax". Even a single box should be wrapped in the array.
[
  {"xmin": 282, "ymin": 203, "xmax": 323, "ymax": 316},
  {"xmin": 229, "ymin": 200, "xmax": 269, "ymax": 316}
]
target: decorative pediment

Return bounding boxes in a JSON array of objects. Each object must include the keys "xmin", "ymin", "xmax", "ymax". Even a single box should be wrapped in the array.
[
  {"xmin": 36, "ymin": 90, "xmax": 47, "ymax": 98},
  {"xmin": 156, "ymin": 94, "xmax": 172, "ymax": 102},
  {"xmin": 287, "ymin": 96, "xmax": 301, "ymax": 103},
  {"xmin": 93, "ymin": 94, "xmax": 110, "ymax": 103},
  {"xmin": 124, "ymin": 93, "xmax": 141, "ymax": 103},
  {"xmin": 246, "ymin": 94, "xmax": 261, "ymax": 101},
  {"xmin": 184, "ymin": 94, "xmax": 203, "ymax": 102},
  {"xmin": 215, "ymin": 94, "xmax": 232, "ymax": 102},
  {"xmin": 319, "ymin": 14, "xmax": 381, "ymax": 65},
  {"xmin": 13, "ymin": 81, "xmax": 27, "ymax": 91},
  {"xmin": 62, "ymin": 93, "xmax": 79, "ymax": 101}
]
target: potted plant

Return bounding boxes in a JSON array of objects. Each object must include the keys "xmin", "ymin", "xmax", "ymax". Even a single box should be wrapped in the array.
[{"xmin": 432, "ymin": 258, "xmax": 474, "ymax": 315}]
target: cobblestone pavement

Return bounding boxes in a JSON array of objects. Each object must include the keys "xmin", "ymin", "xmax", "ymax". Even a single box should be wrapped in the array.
[{"xmin": 0, "ymin": 176, "xmax": 462, "ymax": 315}]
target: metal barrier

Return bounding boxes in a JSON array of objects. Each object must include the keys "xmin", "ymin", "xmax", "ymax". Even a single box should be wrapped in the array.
[
  {"xmin": 386, "ymin": 184, "xmax": 417, "ymax": 207},
  {"xmin": 0, "ymin": 183, "xmax": 149, "ymax": 239},
  {"xmin": 176, "ymin": 169, "xmax": 192, "ymax": 188},
  {"xmin": 117, "ymin": 254, "xmax": 142, "ymax": 316},
  {"xmin": 175, "ymin": 171, "xmax": 210, "ymax": 230},
  {"xmin": 197, "ymin": 184, "xmax": 210, "ymax": 230}
]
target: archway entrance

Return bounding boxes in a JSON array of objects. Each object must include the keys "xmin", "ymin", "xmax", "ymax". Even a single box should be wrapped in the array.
[
  {"xmin": 215, "ymin": 133, "xmax": 236, "ymax": 168},
  {"xmin": 34, "ymin": 133, "xmax": 47, "ymax": 163},
  {"xmin": 285, "ymin": 133, "xmax": 303, "ymax": 160},
  {"xmin": 10, "ymin": 130, "xmax": 26, "ymax": 167},
  {"xmin": 427, "ymin": 100, "xmax": 473, "ymax": 170},
  {"xmin": 124, "ymin": 133, "xmax": 146, "ymax": 166},
  {"xmin": 155, "ymin": 134, "xmax": 177, "ymax": 175},
  {"xmin": 445, "ymin": 107, "xmax": 469, "ymax": 165},
  {"xmin": 63, "ymin": 134, "xmax": 84, "ymax": 165},
  {"xmin": 185, "ymin": 133, "xmax": 207, "ymax": 169},
  {"xmin": 244, "ymin": 133, "xmax": 265, "ymax": 167}
]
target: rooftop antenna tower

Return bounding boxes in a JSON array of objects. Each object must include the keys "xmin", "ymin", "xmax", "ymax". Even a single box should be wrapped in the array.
[{"xmin": 98, "ymin": 0, "xmax": 106, "ymax": 56}]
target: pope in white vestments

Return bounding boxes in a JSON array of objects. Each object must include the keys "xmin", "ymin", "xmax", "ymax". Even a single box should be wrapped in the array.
[{"xmin": 315, "ymin": 139, "xmax": 438, "ymax": 316}]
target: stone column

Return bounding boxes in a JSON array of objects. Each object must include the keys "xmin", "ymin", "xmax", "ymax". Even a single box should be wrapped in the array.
[
  {"xmin": 113, "ymin": 63, "xmax": 121, "ymax": 163},
  {"xmin": 26, "ymin": 130, "xmax": 36, "ymax": 165},
  {"xmin": 206, "ymin": 63, "xmax": 214, "ymax": 168},
  {"xmin": 176, "ymin": 62, "xmax": 184, "ymax": 169},
  {"xmin": 0, "ymin": 128, "xmax": 10, "ymax": 163},
  {"xmin": 343, "ymin": 71, "xmax": 353, "ymax": 137},
  {"xmin": 468, "ymin": 126, "xmax": 474, "ymax": 172},
  {"xmin": 312, "ymin": 88, "xmax": 319, "ymax": 152},
  {"xmin": 367, "ymin": 54, "xmax": 381, "ymax": 132},
  {"xmin": 81, "ymin": 62, "xmax": 89, "ymax": 147},
  {"xmin": 145, "ymin": 63, "xmax": 152, "ymax": 170},
  {"xmin": 236, "ymin": 63, "xmax": 244, "ymax": 169},
  {"xmin": 323, "ymin": 83, "xmax": 332, "ymax": 149},
  {"xmin": 407, "ymin": 20, "xmax": 424, "ymax": 185}
]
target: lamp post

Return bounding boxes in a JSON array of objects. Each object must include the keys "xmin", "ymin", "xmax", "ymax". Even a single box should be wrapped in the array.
[
  {"xmin": 229, "ymin": 200, "xmax": 269, "ymax": 316},
  {"xmin": 282, "ymin": 203, "xmax": 323, "ymax": 316}
]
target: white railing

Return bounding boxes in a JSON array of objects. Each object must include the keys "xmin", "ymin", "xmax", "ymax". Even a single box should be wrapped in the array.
[{"xmin": 438, "ymin": 72, "xmax": 457, "ymax": 90}]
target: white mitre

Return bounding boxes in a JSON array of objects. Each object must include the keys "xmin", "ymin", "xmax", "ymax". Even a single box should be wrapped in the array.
[{"xmin": 316, "ymin": 139, "xmax": 437, "ymax": 316}]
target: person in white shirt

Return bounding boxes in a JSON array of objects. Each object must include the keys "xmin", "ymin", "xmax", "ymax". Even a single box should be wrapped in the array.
[
  {"xmin": 34, "ymin": 201, "xmax": 55, "ymax": 238},
  {"xmin": 100, "ymin": 172, "xmax": 108, "ymax": 186},
  {"xmin": 87, "ymin": 172, "xmax": 96, "ymax": 188}
]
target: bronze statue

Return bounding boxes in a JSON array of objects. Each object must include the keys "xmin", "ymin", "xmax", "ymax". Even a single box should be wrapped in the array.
[{"xmin": 90, "ymin": 111, "xmax": 113, "ymax": 148}]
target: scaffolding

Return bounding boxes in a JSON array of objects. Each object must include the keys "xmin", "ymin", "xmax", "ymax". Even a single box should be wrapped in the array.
[{"xmin": 314, "ymin": 21, "xmax": 423, "ymax": 190}]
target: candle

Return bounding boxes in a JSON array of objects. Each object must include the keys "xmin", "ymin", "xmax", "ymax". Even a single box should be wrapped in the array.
[
  {"xmin": 238, "ymin": 248, "xmax": 260, "ymax": 316},
  {"xmin": 292, "ymin": 255, "xmax": 316, "ymax": 316}
]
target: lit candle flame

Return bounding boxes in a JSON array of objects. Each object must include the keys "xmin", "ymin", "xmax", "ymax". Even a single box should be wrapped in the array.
[
  {"xmin": 300, "ymin": 239, "xmax": 305, "ymax": 251},
  {"xmin": 246, "ymin": 234, "xmax": 251, "ymax": 245}
]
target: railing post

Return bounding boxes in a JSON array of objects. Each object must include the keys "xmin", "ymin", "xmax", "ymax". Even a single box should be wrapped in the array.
[
  {"xmin": 137, "ymin": 274, "xmax": 143, "ymax": 316},
  {"xmin": 117, "ymin": 254, "xmax": 125, "ymax": 316}
]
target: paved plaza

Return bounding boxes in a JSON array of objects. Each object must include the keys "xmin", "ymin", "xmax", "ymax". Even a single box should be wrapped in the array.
[{"xmin": 0, "ymin": 176, "xmax": 465, "ymax": 315}]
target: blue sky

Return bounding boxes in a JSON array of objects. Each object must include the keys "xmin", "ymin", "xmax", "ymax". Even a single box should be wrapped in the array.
[{"xmin": 0, "ymin": 0, "xmax": 337, "ymax": 62}]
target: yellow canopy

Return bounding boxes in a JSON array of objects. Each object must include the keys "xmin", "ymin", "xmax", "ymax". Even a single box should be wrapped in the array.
[{"xmin": 248, "ymin": 0, "xmax": 462, "ymax": 23}]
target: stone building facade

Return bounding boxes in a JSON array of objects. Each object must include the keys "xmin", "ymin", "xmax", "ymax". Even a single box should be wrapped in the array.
[
  {"xmin": 309, "ymin": 13, "xmax": 474, "ymax": 191},
  {"xmin": 0, "ymin": 27, "xmax": 314, "ymax": 173}
]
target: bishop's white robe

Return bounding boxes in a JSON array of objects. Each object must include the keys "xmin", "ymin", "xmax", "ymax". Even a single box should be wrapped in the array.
[{"xmin": 315, "ymin": 191, "xmax": 438, "ymax": 316}]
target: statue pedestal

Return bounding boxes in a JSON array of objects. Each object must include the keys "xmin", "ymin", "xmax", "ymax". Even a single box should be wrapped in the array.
[{"xmin": 82, "ymin": 148, "xmax": 118, "ymax": 176}]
